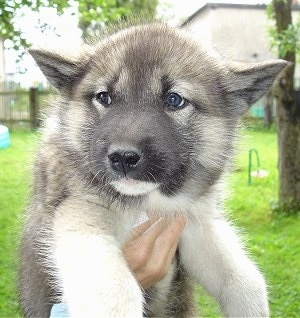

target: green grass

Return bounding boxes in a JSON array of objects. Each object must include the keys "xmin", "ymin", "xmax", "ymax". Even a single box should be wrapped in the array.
[
  {"xmin": 0, "ymin": 131, "xmax": 38, "ymax": 317},
  {"xmin": 0, "ymin": 129, "xmax": 299, "ymax": 317}
]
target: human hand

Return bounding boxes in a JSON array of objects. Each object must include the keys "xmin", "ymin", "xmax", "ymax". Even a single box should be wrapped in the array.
[{"xmin": 122, "ymin": 216, "xmax": 187, "ymax": 290}]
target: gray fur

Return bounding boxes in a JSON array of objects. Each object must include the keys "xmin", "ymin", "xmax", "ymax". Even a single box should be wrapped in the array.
[{"xmin": 19, "ymin": 22, "xmax": 286, "ymax": 317}]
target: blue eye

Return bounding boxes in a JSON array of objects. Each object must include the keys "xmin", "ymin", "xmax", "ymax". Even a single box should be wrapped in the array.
[
  {"xmin": 95, "ymin": 91, "xmax": 112, "ymax": 106},
  {"xmin": 165, "ymin": 93, "xmax": 186, "ymax": 109}
]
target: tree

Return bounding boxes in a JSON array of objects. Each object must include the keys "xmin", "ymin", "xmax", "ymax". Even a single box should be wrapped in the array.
[
  {"xmin": 269, "ymin": 0, "xmax": 300, "ymax": 214},
  {"xmin": 78, "ymin": 0, "xmax": 158, "ymax": 33},
  {"xmin": 0, "ymin": 0, "xmax": 158, "ymax": 52},
  {"xmin": 0, "ymin": 1, "xmax": 69, "ymax": 51}
]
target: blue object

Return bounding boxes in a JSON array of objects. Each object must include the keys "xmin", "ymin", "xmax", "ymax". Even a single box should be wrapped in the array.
[
  {"xmin": 50, "ymin": 303, "xmax": 69, "ymax": 317},
  {"xmin": 0, "ymin": 125, "xmax": 10, "ymax": 149}
]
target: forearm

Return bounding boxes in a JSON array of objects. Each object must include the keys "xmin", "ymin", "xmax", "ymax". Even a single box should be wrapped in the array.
[
  {"xmin": 180, "ymin": 217, "xmax": 269, "ymax": 317},
  {"xmin": 51, "ymin": 198, "xmax": 144, "ymax": 317}
]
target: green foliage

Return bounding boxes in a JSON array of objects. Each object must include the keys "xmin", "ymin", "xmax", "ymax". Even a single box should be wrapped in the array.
[
  {"xmin": 0, "ymin": 0, "xmax": 70, "ymax": 51},
  {"xmin": 267, "ymin": 1, "xmax": 300, "ymax": 62},
  {"xmin": 78, "ymin": 0, "xmax": 129, "ymax": 32},
  {"xmin": 269, "ymin": 18, "xmax": 300, "ymax": 62},
  {"xmin": 78, "ymin": 0, "xmax": 158, "ymax": 32},
  {"xmin": 0, "ymin": 0, "xmax": 158, "ymax": 53},
  {"xmin": 0, "ymin": 129, "xmax": 299, "ymax": 316}
]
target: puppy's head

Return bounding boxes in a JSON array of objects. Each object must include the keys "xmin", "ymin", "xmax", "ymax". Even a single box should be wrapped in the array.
[{"xmin": 30, "ymin": 23, "xmax": 286, "ymax": 200}]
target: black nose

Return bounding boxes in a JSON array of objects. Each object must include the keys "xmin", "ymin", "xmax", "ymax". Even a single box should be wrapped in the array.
[{"xmin": 108, "ymin": 150, "xmax": 141, "ymax": 174}]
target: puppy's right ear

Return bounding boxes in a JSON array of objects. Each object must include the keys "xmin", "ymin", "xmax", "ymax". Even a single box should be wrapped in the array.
[{"xmin": 29, "ymin": 48, "xmax": 89, "ymax": 91}]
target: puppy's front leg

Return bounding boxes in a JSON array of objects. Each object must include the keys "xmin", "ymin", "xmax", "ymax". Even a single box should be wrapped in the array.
[
  {"xmin": 180, "ymin": 215, "xmax": 269, "ymax": 317},
  {"xmin": 52, "ymin": 198, "xmax": 144, "ymax": 318}
]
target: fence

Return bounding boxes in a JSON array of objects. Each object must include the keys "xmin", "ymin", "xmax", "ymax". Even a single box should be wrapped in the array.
[{"xmin": 0, "ymin": 87, "xmax": 50, "ymax": 130}]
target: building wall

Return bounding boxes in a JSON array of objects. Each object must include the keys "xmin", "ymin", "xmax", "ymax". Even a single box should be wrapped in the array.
[
  {"xmin": 211, "ymin": 7, "xmax": 274, "ymax": 61},
  {"xmin": 185, "ymin": 5, "xmax": 299, "ymax": 60}
]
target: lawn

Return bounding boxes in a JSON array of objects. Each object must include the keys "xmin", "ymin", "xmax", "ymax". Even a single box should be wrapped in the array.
[
  {"xmin": 0, "ymin": 128, "xmax": 299, "ymax": 317},
  {"xmin": 0, "ymin": 131, "xmax": 38, "ymax": 317}
]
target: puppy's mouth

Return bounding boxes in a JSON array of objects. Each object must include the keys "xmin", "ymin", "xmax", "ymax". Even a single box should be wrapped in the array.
[
  {"xmin": 110, "ymin": 178, "xmax": 159, "ymax": 196},
  {"xmin": 106, "ymin": 148, "xmax": 160, "ymax": 196}
]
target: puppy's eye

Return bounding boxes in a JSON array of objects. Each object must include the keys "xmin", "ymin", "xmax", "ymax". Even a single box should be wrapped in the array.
[
  {"xmin": 165, "ymin": 93, "xmax": 186, "ymax": 109},
  {"xmin": 95, "ymin": 91, "xmax": 112, "ymax": 106}
]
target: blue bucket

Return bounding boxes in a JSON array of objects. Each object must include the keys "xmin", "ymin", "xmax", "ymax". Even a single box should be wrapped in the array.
[{"xmin": 0, "ymin": 125, "xmax": 10, "ymax": 149}]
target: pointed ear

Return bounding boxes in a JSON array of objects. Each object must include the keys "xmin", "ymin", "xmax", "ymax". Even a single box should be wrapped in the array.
[
  {"xmin": 29, "ymin": 48, "xmax": 89, "ymax": 91},
  {"xmin": 225, "ymin": 60, "xmax": 287, "ymax": 115}
]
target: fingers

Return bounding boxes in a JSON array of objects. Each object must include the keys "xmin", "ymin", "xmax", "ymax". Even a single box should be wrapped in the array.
[
  {"xmin": 147, "ymin": 216, "xmax": 186, "ymax": 273},
  {"xmin": 135, "ymin": 216, "xmax": 186, "ymax": 289},
  {"xmin": 123, "ymin": 217, "xmax": 166, "ymax": 272},
  {"xmin": 127, "ymin": 216, "xmax": 163, "ymax": 241},
  {"xmin": 157, "ymin": 216, "xmax": 186, "ymax": 247},
  {"xmin": 123, "ymin": 215, "xmax": 187, "ymax": 290},
  {"xmin": 127, "ymin": 219, "xmax": 153, "ymax": 241}
]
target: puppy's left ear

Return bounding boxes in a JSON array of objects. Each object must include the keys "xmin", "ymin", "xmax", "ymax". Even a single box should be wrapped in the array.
[{"xmin": 225, "ymin": 60, "xmax": 287, "ymax": 115}]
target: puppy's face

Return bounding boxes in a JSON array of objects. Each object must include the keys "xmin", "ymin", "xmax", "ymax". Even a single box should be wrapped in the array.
[
  {"xmin": 30, "ymin": 23, "xmax": 286, "ymax": 199},
  {"xmin": 70, "ymin": 26, "xmax": 235, "ymax": 198}
]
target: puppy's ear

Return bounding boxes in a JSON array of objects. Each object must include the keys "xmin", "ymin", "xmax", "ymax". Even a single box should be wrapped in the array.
[
  {"xmin": 225, "ymin": 60, "xmax": 287, "ymax": 115},
  {"xmin": 29, "ymin": 48, "xmax": 89, "ymax": 91}
]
